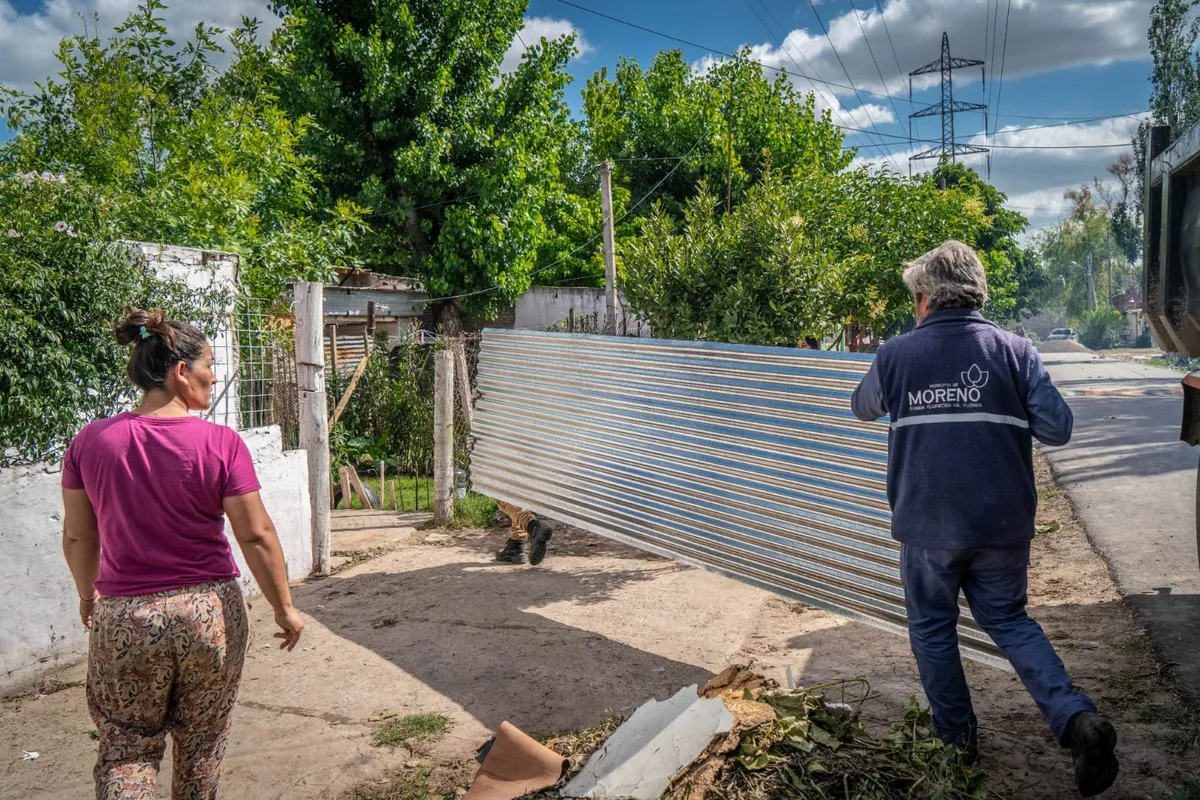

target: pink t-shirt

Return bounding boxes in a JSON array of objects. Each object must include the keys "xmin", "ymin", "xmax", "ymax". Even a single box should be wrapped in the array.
[{"xmin": 62, "ymin": 413, "xmax": 261, "ymax": 596}]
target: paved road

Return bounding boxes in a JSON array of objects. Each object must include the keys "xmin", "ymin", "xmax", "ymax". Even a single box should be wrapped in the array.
[{"xmin": 1041, "ymin": 352, "xmax": 1200, "ymax": 694}]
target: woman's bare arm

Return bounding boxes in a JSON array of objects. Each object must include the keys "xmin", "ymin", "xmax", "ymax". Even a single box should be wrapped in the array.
[
  {"xmin": 62, "ymin": 488, "xmax": 101, "ymax": 628},
  {"xmin": 223, "ymin": 491, "xmax": 304, "ymax": 650}
]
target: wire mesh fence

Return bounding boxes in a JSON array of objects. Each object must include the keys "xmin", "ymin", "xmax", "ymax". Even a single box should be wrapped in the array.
[{"xmin": 207, "ymin": 297, "xmax": 299, "ymax": 448}]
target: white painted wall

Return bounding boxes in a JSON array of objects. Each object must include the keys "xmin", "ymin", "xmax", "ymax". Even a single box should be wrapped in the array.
[
  {"xmin": 129, "ymin": 242, "xmax": 241, "ymax": 427},
  {"xmin": 514, "ymin": 286, "xmax": 651, "ymax": 336},
  {"xmin": 0, "ymin": 426, "xmax": 310, "ymax": 694}
]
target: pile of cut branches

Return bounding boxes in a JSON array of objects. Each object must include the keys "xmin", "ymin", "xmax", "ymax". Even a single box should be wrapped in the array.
[{"xmin": 710, "ymin": 680, "xmax": 994, "ymax": 799}]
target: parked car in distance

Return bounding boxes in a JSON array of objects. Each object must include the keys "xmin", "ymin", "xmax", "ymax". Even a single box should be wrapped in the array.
[{"xmin": 1046, "ymin": 328, "xmax": 1079, "ymax": 342}]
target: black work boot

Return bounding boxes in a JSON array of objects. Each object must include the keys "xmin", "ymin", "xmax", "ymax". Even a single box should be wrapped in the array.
[
  {"xmin": 935, "ymin": 715, "xmax": 979, "ymax": 766},
  {"xmin": 1066, "ymin": 711, "xmax": 1119, "ymax": 797},
  {"xmin": 527, "ymin": 520, "xmax": 554, "ymax": 566},
  {"xmin": 495, "ymin": 539, "xmax": 527, "ymax": 564}
]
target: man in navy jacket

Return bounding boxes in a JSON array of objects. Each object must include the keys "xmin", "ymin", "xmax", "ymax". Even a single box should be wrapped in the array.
[{"xmin": 851, "ymin": 241, "xmax": 1118, "ymax": 796}]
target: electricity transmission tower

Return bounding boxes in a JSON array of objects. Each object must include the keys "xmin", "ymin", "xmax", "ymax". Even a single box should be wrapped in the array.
[{"xmin": 908, "ymin": 32, "xmax": 988, "ymax": 170}]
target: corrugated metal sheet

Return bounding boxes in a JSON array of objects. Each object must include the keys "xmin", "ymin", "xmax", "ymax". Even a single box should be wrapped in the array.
[
  {"xmin": 322, "ymin": 286, "xmax": 427, "ymax": 318},
  {"xmin": 470, "ymin": 329, "xmax": 1008, "ymax": 669},
  {"xmin": 325, "ymin": 334, "xmax": 368, "ymax": 378}
]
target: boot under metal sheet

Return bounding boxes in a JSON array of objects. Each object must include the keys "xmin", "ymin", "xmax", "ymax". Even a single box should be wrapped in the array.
[{"xmin": 468, "ymin": 329, "xmax": 1007, "ymax": 669}]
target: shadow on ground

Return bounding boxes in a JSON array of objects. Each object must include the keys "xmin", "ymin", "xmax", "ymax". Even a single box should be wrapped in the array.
[
  {"xmin": 302, "ymin": 546, "xmax": 709, "ymax": 736},
  {"xmin": 1048, "ymin": 397, "xmax": 1191, "ymax": 483}
]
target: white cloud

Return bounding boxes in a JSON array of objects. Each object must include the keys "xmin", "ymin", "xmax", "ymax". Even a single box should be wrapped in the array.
[
  {"xmin": 500, "ymin": 16, "xmax": 593, "ymax": 74},
  {"xmin": 0, "ymin": 0, "xmax": 280, "ymax": 94},
  {"xmin": 852, "ymin": 115, "xmax": 1145, "ymax": 234},
  {"xmin": 751, "ymin": 0, "xmax": 1153, "ymax": 101}
]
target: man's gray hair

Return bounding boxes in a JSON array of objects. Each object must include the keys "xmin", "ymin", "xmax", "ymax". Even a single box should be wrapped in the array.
[{"xmin": 902, "ymin": 240, "xmax": 989, "ymax": 312}]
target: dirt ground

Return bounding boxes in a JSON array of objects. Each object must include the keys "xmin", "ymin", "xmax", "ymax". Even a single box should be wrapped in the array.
[{"xmin": 2, "ymin": 456, "xmax": 1198, "ymax": 799}]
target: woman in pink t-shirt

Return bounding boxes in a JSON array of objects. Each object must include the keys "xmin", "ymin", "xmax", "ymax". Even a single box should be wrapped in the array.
[{"xmin": 61, "ymin": 308, "xmax": 305, "ymax": 799}]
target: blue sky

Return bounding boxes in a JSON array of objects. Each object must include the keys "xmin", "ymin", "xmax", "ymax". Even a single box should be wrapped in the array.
[{"xmin": 1, "ymin": 0, "xmax": 1157, "ymax": 233}]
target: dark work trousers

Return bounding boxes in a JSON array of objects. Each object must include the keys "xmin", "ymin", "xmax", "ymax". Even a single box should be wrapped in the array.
[{"xmin": 901, "ymin": 543, "xmax": 1097, "ymax": 745}]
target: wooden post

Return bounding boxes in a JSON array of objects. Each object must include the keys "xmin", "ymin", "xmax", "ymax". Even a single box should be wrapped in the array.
[
  {"xmin": 600, "ymin": 161, "xmax": 618, "ymax": 335},
  {"xmin": 328, "ymin": 323, "xmax": 339, "ymax": 373},
  {"xmin": 339, "ymin": 466, "xmax": 352, "ymax": 511},
  {"xmin": 453, "ymin": 339, "xmax": 473, "ymax": 428},
  {"xmin": 433, "ymin": 349, "xmax": 454, "ymax": 526},
  {"xmin": 347, "ymin": 466, "xmax": 373, "ymax": 510},
  {"xmin": 295, "ymin": 282, "xmax": 332, "ymax": 575}
]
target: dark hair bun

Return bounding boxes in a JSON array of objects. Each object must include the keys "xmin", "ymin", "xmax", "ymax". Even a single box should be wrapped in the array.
[
  {"xmin": 114, "ymin": 307, "xmax": 177, "ymax": 349},
  {"xmin": 112, "ymin": 307, "xmax": 207, "ymax": 392}
]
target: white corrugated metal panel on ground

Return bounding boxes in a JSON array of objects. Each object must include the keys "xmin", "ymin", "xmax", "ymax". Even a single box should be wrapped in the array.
[{"xmin": 470, "ymin": 329, "xmax": 1008, "ymax": 668}]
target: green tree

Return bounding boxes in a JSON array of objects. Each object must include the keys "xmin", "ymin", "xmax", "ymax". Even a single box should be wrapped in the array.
[
  {"xmin": 931, "ymin": 162, "xmax": 1043, "ymax": 324},
  {"xmin": 583, "ymin": 50, "xmax": 851, "ymax": 219},
  {"xmin": 0, "ymin": 1, "xmax": 363, "ymax": 298},
  {"xmin": 621, "ymin": 173, "xmax": 841, "ymax": 345},
  {"xmin": 0, "ymin": 174, "xmax": 226, "ymax": 465},
  {"xmin": 787, "ymin": 168, "xmax": 987, "ymax": 335},
  {"xmin": 271, "ymin": 0, "xmax": 579, "ymax": 330},
  {"xmin": 1035, "ymin": 186, "xmax": 1132, "ymax": 317},
  {"xmin": 1095, "ymin": 154, "xmax": 1141, "ymax": 265},
  {"xmin": 1134, "ymin": 0, "xmax": 1200, "ymax": 212},
  {"xmin": 622, "ymin": 167, "xmax": 988, "ymax": 346},
  {"xmin": 1075, "ymin": 307, "xmax": 1126, "ymax": 350}
]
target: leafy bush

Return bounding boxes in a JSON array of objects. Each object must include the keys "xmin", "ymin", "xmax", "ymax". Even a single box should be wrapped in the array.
[
  {"xmin": 453, "ymin": 492, "xmax": 498, "ymax": 528},
  {"xmin": 0, "ymin": 175, "xmax": 227, "ymax": 465},
  {"xmin": 1075, "ymin": 307, "xmax": 1125, "ymax": 350},
  {"xmin": 327, "ymin": 337, "xmax": 435, "ymax": 478}
]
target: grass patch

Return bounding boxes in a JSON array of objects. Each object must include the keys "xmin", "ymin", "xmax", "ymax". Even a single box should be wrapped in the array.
[
  {"xmin": 1106, "ymin": 661, "xmax": 1200, "ymax": 756},
  {"xmin": 370, "ymin": 712, "xmax": 452, "ymax": 750},
  {"xmin": 1037, "ymin": 486, "xmax": 1060, "ymax": 501},
  {"xmin": 337, "ymin": 475, "xmax": 434, "ymax": 512},
  {"xmin": 343, "ymin": 768, "xmax": 442, "ymax": 800},
  {"xmin": 453, "ymin": 492, "xmax": 497, "ymax": 528},
  {"xmin": 1157, "ymin": 775, "xmax": 1200, "ymax": 800}
]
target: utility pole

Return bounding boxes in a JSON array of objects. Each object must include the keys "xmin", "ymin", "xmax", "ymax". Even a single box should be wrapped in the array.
[
  {"xmin": 725, "ymin": 81, "xmax": 734, "ymax": 215},
  {"xmin": 908, "ymin": 32, "xmax": 988, "ymax": 166},
  {"xmin": 600, "ymin": 161, "xmax": 618, "ymax": 336},
  {"xmin": 1086, "ymin": 253, "xmax": 1097, "ymax": 311}
]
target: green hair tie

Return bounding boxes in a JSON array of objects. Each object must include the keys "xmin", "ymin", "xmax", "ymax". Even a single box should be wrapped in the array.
[{"xmin": 139, "ymin": 325, "xmax": 151, "ymax": 340}]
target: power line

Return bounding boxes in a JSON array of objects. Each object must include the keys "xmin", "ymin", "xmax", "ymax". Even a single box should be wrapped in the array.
[
  {"xmin": 992, "ymin": 0, "xmax": 1014, "ymax": 139},
  {"xmin": 983, "ymin": 0, "xmax": 991, "ymax": 77},
  {"xmin": 803, "ymin": 0, "xmax": 902, "ymax": 171},
  {"xmin": 875, "ymin": 0, "xmax": 905, "ymax": 79},
  {"xmin": 1003, "ymin": 110, "xmax": 1146, "ymax": 121},
  {"xmin": 551, "ymin": 0, "xmax": 917, "ymax": 108},
  {"xmin": 854, "ymin": 139, "xmax": 1132, "ymax": 151},
  {"xmin": 741, "ymin": 0, "xmax": 892, "ymax": 158},
  {"xmin": 850, "ymin": 2, "xmax": 906, "ymax": 133},
  {"xmin": 418, "ymin": 135, "xmax": 706, "ymax": 306},
  {"xmin": 985, "ymin": 0, "xmax": 1002, "ymax": 116}
]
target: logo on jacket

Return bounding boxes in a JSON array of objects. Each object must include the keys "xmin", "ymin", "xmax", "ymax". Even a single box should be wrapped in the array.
[
  {"xmin": 906, "ymin": 363, "xmax": 988, "ymax": 412},
  {"xmin": 961, "ymin": 363, "xmax": 989, "ymax": 389}
]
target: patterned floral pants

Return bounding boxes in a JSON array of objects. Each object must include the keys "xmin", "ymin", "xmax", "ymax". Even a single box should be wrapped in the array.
[{"xmin": 87, "ymin": 580, "xmax": 249, "ymax": 800}]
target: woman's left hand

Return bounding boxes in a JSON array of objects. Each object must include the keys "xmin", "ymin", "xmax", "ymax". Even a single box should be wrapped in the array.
[{"xmin": 79, "ymin": 596, "xmax": 95, "ymax": 629}]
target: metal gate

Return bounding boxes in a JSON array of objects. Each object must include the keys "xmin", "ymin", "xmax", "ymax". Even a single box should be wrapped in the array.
[{"xmin": 469, "ymin": 329, "xmax": 1007, "ymax": 668}]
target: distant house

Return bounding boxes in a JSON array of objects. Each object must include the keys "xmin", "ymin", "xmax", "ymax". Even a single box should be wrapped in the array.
[{"xmin": 293, "ymin": 271, "xmax": 650, "ymax": 371}]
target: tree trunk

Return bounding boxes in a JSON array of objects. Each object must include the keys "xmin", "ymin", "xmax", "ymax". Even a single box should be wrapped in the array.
[{"xmin": 437, "ymin": 301, "xmax": 464, "ymax": 336}]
